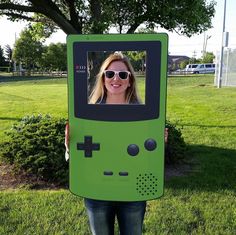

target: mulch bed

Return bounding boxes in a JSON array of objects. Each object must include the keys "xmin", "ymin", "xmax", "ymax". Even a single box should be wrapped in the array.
[
  {"xmin": 0, "ymin": 162, "xmax": 189, "ymax": 190},
  {"xmin": 0, "ymin": 162, "xmax": 62, "ymax": 190}
]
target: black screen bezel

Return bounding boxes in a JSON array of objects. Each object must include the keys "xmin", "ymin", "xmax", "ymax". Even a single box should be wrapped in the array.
[{"xmin": 73, "ymin": 41, "xmax": 161, "ymax": 121}]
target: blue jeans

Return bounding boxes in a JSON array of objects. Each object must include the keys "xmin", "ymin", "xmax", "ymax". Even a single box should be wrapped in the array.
[{"xmin": 84, "ymin": 198, "xmax": 146, "ymax": 235}]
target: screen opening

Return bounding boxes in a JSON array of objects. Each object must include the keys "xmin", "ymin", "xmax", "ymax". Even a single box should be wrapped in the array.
[{"xmin": 87, "ymin": 51, "xmax": 146, "ymax": 105}]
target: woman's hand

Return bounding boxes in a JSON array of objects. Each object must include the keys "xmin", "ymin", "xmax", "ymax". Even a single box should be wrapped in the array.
[
  {"xmin": 165, "ymin": 128, "xmax": 168, "ymax": 144},
  {"xmin": 65, "ymin": 122, "xmax": 69, "ymax": 161}
]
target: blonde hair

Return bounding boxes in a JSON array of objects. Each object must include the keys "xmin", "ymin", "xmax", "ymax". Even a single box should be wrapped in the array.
[{"xmin": 89, "ymin": 53, "xmax": 141, "ymax": 104}]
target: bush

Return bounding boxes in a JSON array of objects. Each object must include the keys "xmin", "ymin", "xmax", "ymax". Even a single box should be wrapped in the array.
[
  {"xmin": 0, "ymin": 115, "xmax": 186, "ymax": 186},
  {"xmin": 165, "ymin": 121, "xmax": 187, "ymax": 164},
  {"xmin": 0, "ymin": 114, "xmax": 68, "ymax": 185}
]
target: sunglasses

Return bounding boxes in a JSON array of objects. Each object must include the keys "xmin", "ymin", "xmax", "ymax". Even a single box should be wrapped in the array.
[{"xmin": 104, "ymin": 70, "xmax": 130, "ymax": 80}]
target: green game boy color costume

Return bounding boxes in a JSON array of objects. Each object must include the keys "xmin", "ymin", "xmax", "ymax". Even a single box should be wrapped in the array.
[{"xmin": 67, "ymin": 34, "xmax": 168, "ymax": 201}]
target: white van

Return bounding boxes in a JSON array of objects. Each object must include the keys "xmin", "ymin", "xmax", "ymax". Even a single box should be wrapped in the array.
[
  {"xmin": 192, "ymin": 63, "xmax": 215, "ymax": 74},
  {"xmin": 185, "ymin": 64, "xmax": 198, "ymax": 73}
]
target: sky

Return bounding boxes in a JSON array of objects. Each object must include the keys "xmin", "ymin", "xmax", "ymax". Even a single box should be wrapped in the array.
[{"xmin": 0, "ymin": 0, "xmax": 235, "ymax": 58}]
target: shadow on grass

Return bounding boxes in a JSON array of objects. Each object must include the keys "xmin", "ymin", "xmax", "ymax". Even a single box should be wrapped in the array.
[
  {"xmin": 166, "ymin": 144, "xmax": 236, "ymax": 192},
  {"xmin": 173, "ymin": 123, "xmax": 236, "ymax": 129},
  {"xmin": 0, "ymin": 76, "xmax": 66, "ymax": 83},
  {"xmin": 0, "ymin": 117, "xmax": 22, "ymax": 121}
]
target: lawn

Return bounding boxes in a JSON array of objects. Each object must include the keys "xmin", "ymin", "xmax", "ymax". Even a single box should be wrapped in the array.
[
  {"xmin": 0, "ymin": 75, "xmax": 236, "ymax": 234},
  {"xmin": 0, "ymin": 77, "xmax": 68, "ymax": 142}
]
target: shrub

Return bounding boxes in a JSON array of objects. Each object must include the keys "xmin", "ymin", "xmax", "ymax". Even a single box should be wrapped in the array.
[
  {"xmin": 0, "ymin": 114, "xmax": 68, "ymax": 185},
  {"xmin": 165, "ymin": 121, "xmax": 187, "ymax": 164},
  {"xmin": 0, "ymin": 115, "xmax": 186, "ymax": 186}
]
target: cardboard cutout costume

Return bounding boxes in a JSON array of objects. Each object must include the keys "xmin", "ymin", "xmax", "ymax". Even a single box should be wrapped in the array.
[{"xmin": 67, "ymin": 34, "xmax": 168, "ymax": 201}]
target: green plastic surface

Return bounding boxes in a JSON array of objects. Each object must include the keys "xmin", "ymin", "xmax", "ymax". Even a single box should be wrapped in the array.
[{"xmin": 67, "ymin": 34, "xmax": 168, "ymax": 201}]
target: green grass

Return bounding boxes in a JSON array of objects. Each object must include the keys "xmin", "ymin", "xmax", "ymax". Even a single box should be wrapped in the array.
[
  {"xmin": 0, "ymin": 190, "xmax": 90, "ymax": 235},
  {"xmin": 167, "ymin": 75, "xmax": 236, "ymax": 149},
  {"xmin": 0, "ymin": 77, "xmax": 68, "ymax": 141},
  {"xmin": 0, "ymin": 75, "xmax": 236, "ymax": 234}
]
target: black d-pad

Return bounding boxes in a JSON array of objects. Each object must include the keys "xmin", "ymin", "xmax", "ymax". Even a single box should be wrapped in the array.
[{"xmin": 77, "ymin": 136, "xmax": 100, "ymax": 157}]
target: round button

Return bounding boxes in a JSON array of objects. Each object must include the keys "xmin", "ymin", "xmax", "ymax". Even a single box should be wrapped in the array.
[
  {"xmin": 127, "ymin": 144, "xmax": 139, "ymax": 156},
  {"xmin": 144, "ymin": 139, "xmax": 157, "ymax": 151}
]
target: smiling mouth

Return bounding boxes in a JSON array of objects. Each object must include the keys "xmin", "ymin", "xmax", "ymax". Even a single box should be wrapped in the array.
[{"xmin": 111, "ymin": 84, "xmax": 121, "ymax": 88}]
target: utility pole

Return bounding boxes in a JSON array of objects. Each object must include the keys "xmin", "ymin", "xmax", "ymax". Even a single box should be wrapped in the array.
[
  {"xmin": 192, "ymin": 50, "xmax": 197, "ymax": 63},
  {"xmin": 202, "ymin": 33, "xmax": 211, "ymax": 58},
  {"xmin": 202, "ymin": 32, "xmax": 206, "ymax": 57},
  {"xmin": 13, "ymin": 32, "xmax": 17, "ymax": 73},
  {"xmin": 217, "ymin": 0, "xmax": 227, "ymax": 88}
]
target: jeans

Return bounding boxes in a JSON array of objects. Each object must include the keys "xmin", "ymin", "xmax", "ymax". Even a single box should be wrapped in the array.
[{"xmin": 84, "ymin": 198, "xmax": 146, "ymax": 235}]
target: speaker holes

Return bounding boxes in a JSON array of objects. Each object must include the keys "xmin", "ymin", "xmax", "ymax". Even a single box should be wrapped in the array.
[{"xmin": 136, "ymin": 173, "xmax": 158, "ymax": 196}]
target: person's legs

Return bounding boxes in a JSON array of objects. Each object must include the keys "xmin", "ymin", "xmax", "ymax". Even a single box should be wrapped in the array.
[
  {"xmin": 84, "ymin": 198, "xmax": 116, "ymax": 235},
  {"xmin": 116, "ymin": 201, "xmax": 146, "ymax": 235}
]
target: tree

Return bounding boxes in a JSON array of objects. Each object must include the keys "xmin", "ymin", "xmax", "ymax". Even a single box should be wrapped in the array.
[
  {"xmin": 0, "ymin": 45, "xmax": 6, "ymax": 66},
  {"xmin": 179, "ymin": 60, "xmax": 189, "ymax": 69},
  {"xmin": 201, "ymin": 51, "xmax": 215, "ymax": 63},
  {"xmin": 126, "ymin": 51, "xmax": 146, "ymax": 72},
  {"xmin": 12, "ymin": 28, "xmax": 44, "ymax": 71},
  {"xmin": 28, "ymin": 15, "xmax": 59, "ymax": 42},
  {"xmin": 4, "ymin": 44, "xmax": 13, "ymax": 70},
  {"xmin": 40, "ymin": 43, "xmax": 67, "ymax": 71},
  {"xmin": 4, "ymin": 45, "xmax": 12, "ymax": 62},
  {"xmin": 189, "ymin": 57, "xmax": 201, "ymax": 64},
  {"xmin": 0, "ymin": 0, "xmax": 216, "ymax": 36}
]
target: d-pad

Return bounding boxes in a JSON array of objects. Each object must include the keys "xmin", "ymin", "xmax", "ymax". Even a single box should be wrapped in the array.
[{"xmin": 77, "ymin": 136, "xmax": 100, "ymax": 157}]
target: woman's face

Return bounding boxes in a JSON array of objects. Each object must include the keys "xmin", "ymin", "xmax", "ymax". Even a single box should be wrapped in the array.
[{"xmin": 104, "ymin": 61, "xmax": 130, "ymax": 97}]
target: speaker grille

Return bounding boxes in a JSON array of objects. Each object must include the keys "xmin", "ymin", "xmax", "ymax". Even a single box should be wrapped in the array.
[{"xmin": 136, "ymin": 173, "xmax": 158, "ymax": 196}]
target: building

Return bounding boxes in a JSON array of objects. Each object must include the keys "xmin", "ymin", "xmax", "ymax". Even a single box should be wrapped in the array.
[{"xmin": 168, "ymin": 55, "xmax": 190, "ymax": 72}]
